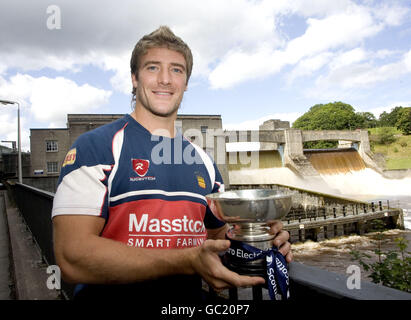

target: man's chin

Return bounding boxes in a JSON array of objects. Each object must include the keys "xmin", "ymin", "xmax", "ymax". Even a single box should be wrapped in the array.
[{"xmin": 143, "ymin": 104, "xmax": 180, "ymax": 118}]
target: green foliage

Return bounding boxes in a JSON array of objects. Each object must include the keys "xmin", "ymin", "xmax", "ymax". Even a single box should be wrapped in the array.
[
  {"xmin": 373, "ymin": 127, "xmax": 397, "ymax": 145},
  {"xmin": 356, "ymin": 112, "xmax": 377, "ymax": 128},
  {"xmin": 378, "ymin": 106, "xmax": 404, "ymax": 127},
  {"xmin": 303, "ymin": 140, "xmax": 338, "ymax": 149},
  {"xmin": 292, "ymin": 101, "xmax": 360, "ymax": 131},
  {"xmin": 350, "ymin": 220, "xmax": 411, "ymax": 293},
  {"xmin": 395, "ymin": 107, "xmax": 411, "ymax": 135}
]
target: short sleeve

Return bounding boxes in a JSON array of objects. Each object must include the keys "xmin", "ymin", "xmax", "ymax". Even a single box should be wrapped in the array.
[{"xmin": 51, "ymin": 131, "xmax": 114, "ymax": 219}]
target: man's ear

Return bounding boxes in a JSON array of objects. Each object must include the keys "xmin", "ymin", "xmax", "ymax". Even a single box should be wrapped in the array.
[{"xmin": 131, "ymin": 73, "xmax": 138, "ymax": 89}]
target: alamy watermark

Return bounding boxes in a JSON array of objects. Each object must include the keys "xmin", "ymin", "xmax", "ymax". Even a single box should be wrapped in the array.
[
  {"xmin": 46, "ymin": 5, "xmax": 61, "ymax": 30},
  {"xmin": 346, "ymin": 264, "xmax": 361, "ymax": 290},
  {"xmin": 150, "ymin": 122, "xmax": 260, "ymax": 168},
  {"xmin": 46, "ymin": 265, "xmax": 61, "ymax": 290}
]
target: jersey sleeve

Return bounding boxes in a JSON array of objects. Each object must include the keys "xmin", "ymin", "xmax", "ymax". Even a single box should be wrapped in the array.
[
  {"xmin": 204, "ymin": 162, "xmax": 226, "ymax": 229},
  {"xmin": 51, "ymin": 130, "xmax": 114, "ymax": 220}
]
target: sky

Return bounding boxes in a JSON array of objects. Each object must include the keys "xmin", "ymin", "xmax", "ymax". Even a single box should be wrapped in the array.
[{"xmin": 0, "ymin": 0, "xmax": 410, "ymax": 152}]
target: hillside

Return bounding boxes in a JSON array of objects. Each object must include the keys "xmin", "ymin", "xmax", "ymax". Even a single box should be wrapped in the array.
[{"xmin": 368, "ymin": 127, "xmax": 411, "ymax": 170}]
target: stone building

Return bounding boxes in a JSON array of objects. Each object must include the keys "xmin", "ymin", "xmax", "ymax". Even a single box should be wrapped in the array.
[
  {"xmin": 29, "ymin": 114, "xmax": 226, "ymax": 182},
  {"xmin": 259, "ymin": 119, "xmax": 290, "ymax": 130}
]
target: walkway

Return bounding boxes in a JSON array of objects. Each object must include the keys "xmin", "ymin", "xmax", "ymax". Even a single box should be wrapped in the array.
[
  {"xmin": 0, "ymin": 190, "xmax": 59, "ymax": 300},
  {"xmin": 0, "ymin": 191, "xmax": 12, "ymax": 299}
]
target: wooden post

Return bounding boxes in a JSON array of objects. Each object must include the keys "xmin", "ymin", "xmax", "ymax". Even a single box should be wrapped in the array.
[
  {"xmin": 355, "ymin": 221, "xmax": 365, "ymax": 235},
  {"xmin": 323, "ymin": 226, "xmax": 329, "ymax": 239},
  {"xmin": 299, "ymin": 228, "xmax": 305, "ymax": 242}
]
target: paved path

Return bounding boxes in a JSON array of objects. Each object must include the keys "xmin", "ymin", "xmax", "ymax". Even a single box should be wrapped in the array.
[{"xmin": 0, "ymin": 191, "xmax": 12, "ymax": 299}]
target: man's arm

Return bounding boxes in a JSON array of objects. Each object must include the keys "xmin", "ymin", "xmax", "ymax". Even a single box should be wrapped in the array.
[{"xmin": 53, "ymin": 215, "xmax": 265, "ymax": 290}]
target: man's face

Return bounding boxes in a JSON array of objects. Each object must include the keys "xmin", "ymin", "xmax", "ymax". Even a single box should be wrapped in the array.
[{"xmin": 132, "ymin": 47, "xmax": 188, "ymax": 118}]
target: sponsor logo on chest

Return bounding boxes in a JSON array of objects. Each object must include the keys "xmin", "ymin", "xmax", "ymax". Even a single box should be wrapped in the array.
[{"xmin": 130, "ymin": 158, "xmax": 156, "ymax": 182}]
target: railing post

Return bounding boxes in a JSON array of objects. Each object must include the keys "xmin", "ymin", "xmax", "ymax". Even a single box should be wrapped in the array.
[
  {"xmin": 252, "ymin": 285, "xmax": 263, "ymax": 301},
  {"xmin": 229, "ymin": 287, "xmax": 238, "ymax": 301}
]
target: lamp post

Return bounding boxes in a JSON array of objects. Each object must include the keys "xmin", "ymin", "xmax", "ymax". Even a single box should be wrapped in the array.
[{"xmin": 0, "ymin": 99, "xmax": 22, "ymax": 183}]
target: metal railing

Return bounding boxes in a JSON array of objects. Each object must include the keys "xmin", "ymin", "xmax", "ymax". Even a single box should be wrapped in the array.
[{"xmin": 9, "ymin": 183, "xmax": 411, "ymax": 300}]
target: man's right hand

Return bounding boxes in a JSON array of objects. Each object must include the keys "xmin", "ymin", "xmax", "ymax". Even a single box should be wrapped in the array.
[{"xmin": 190, "ymin": 239, "xmax": 265, "ymax": 292}]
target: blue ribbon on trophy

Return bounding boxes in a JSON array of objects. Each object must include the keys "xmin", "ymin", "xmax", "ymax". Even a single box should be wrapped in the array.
[{"xmin": 227, "ymin": 238, "xmax": 290, "ymax": 300}]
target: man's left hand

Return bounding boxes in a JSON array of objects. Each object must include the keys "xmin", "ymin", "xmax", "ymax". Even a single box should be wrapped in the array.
[{"xmin": 268, "ymin": 220, "xmax": 293, "ymax": 263}]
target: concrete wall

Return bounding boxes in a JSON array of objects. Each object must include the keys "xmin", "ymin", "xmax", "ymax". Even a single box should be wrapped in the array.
[
  {"xmin": 67, "ymin": 114, "xmax": 125, "ymax": 147},
  {"xmin": 301, "ymin": 130, "xmax": 363, "ymax": 142}
]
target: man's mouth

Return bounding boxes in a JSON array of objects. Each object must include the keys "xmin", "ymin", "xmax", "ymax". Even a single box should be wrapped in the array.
[{"xmin": 152, "ymin": 91, "xmax": 173, "ymax": 96}]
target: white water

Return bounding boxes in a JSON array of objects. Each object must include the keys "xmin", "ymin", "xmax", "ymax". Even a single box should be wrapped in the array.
[
  {"xmin": 319, "ymin": 168, "xmax": 411, "ymax": 197},
  {"xmin": 229, "ymin": 167, "xmax": 411, "ymax": 229},
  {"xmin": 319, "ymin": 169, "xmax": 411, "ymax": 230}
]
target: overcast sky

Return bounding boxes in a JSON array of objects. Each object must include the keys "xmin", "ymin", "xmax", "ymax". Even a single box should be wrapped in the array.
[{"xmin": 0, "ymin": 0, "xmax": 410, "ymax": 151}]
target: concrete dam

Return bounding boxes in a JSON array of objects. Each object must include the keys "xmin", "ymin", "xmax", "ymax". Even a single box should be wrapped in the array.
[
  {"xmin": 223, "ymin": 125, "xmax": 410, "ymax": 199},
  {"xmin": 224, "ymin": 126, "xmax": 380, "ymax": 180}
]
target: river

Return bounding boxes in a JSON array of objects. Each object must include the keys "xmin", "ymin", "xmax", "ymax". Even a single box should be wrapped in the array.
[{"xmin": 291, "ymin": 170, "xmax": 411, "ymax": 283}]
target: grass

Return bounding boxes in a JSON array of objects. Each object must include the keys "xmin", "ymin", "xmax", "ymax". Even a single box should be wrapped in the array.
[{"xmin": 368, "ymin": 127, "xmax": 411, "ymax": 170}]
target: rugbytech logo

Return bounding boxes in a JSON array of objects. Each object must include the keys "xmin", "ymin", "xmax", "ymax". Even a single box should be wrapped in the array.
[{"xmin": 132, "ymin": 159, "xmax": 150, "ymax": 177}]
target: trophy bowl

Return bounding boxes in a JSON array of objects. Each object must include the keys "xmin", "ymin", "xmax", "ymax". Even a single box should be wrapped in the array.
[{"xmin": 206, "ymin": 189, "xmax": 293, "ymax": 276}]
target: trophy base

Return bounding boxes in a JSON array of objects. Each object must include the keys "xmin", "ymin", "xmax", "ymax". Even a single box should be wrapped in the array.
[
  {"xmin": 222, "ymin": 254, "xmax": 266, "ymax": 277},
  {"xmin": 224, "ymin": 223, "xmax": 274, "ymax": 278}
]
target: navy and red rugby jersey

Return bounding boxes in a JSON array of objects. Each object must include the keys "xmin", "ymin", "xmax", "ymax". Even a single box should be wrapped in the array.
[{"xmin": 52, "ymin": 114, "xmax": 225, "ymax": 248}]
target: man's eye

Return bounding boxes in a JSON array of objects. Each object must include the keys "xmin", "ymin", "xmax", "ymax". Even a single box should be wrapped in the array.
[
  {"xmin": 172, "ymin": 68, "xmax": 183, "ymax": 73},
  {"xmin": 147, "ymin": 65, "xmax": 157, "ymax": 71}
]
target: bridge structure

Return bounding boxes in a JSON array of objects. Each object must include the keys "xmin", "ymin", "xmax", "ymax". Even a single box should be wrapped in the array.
[{"xmin": 223, "ymin": 128, "xmax": 380, "ymax": 178}]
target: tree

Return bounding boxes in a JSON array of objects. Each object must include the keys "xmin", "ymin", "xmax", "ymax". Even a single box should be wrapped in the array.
[
  {"xmin": 293, "ymin": 101, "xmax": 359, "ymax": 131},
  {"xmin": 378, "ymin": 106, "xmax": 404, "ymax": 127},
  {"xmin": 396, "ymin": 107, "xmax": 411, "ymax": 135},
  {"xmin": 356, "ymin": 112, "xmax": 377, "ymax": 128}
]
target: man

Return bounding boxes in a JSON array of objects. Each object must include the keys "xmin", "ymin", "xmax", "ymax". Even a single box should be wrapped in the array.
[{"xmin": 52, "ymin": 26, "xmax": 292, "ymax": 301}]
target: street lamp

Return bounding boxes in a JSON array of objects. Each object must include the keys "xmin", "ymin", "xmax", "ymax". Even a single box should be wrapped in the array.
[{"xmin": 0, "ymin": 99, "xmax": 22, "ymax": 183}]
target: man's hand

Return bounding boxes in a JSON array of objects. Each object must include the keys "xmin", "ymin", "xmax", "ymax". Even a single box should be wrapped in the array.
[
  {"xmin": 190, "ymin": 239, "xmax": 265, "ymax": 292},
  {"xmin": 268, "ymin": 220, "xmax": 293, "ymax": 263}
]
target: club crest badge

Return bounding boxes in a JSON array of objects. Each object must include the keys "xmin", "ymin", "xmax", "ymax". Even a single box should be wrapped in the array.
[
  {"xmin": 62, "ymin": 148, "xmax": 76, "ymax": 167},
  {"xmin": 197, "ymin": 175, "xmax": 206, "ymax": 189},
  {"xmin": 132, "ymin": 159, "xmax": 150, "ymax": 177}
]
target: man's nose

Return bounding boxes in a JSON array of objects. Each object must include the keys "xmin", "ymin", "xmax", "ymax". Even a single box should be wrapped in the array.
[{"xmin": 158, "ymin": 68, "xmax": 171, "ymax": 85}]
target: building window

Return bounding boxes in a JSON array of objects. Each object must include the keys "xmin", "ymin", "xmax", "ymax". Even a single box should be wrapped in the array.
[
  {"xmin": 46, "ymin": 140, "xmax": 58, "ymax": 152},
  {"xmin": 47, "ymin": 161, "xmax": 59, "ymax": 174},
  {"xmin": 201, "ymin": 126, "xmax": 208, "ymax": 134}
]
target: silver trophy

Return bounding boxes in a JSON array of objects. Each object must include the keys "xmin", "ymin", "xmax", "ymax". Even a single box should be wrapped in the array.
[{"xmin": 206, "ymin": 189, "xmax": 293, "ymax": 276}]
